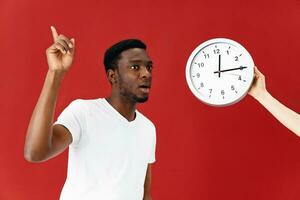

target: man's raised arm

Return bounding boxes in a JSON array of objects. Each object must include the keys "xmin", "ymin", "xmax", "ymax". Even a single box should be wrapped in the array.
[{"xmin": 24, "ymin": 26, "xmax": 75, "ymax": 162}]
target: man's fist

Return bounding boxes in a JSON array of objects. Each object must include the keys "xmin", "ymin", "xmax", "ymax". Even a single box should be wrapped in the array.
[{"xmin": 46, "ymin": 26, "xmax": 75, "ymax": 73}]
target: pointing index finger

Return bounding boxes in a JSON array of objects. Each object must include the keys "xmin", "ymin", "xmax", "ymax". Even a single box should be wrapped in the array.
[{"xmin": 50, "ymin": 26, "xmax": 59, "ymax": 42}]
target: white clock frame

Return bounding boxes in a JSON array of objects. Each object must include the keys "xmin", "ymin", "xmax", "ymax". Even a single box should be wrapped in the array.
[{"xmin": 185, "ymin": 38, "xmax": 254, "ymax": 107}]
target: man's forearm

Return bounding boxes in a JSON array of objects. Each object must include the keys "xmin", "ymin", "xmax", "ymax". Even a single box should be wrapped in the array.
[
  {"xmin": 24, "ymin": 70, "xmax": 65, "ymax": 162},
  {"xmin": 256, "ymin": 91, "xmax": 300, "ymax": 136},
  {"xmin": 143, "ymin": 194, "xmax": 152, "ymax": 200}
]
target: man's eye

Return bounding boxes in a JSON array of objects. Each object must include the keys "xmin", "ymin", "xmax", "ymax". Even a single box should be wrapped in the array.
[
  {"xmin": 147, "ymin": 65, "xmax": 153, "ymax": 71},
  {"xmin": 131, "ymin": 65, "xmax": 139, "ymax": 70}
]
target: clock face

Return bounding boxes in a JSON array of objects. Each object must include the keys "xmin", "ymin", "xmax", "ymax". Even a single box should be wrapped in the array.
[{"xmin": 185, "ymin": 38, "xmax": 254, "ymax": 106}]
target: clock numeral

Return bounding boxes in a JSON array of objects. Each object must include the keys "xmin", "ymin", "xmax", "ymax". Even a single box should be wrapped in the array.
[
  {"xmin": 235, "ymin": 56, "xmax": 239, "ymax": 61},
  {"xmin": 238, "ymin": 75, "xmax": 242, "ymax": 80},
  {"xmin": 204, "ymin": 54, "xmax": 210, "ymax": 59},
  {"xmin": 200, "ymin": 82, "xmax": 204, "ymax": 87},
  {"xmin": 226, "ymin": 50, "xmax": 230, "ymax": 55},
  {"xmin": 192, "ymin": 73, "xmax": 200, "ymax": 78},
  {"xmin": 231, "ymin": 85, "xmax": 238, "ymax": 93},
  {"xmin": 196, "ymin": 63, "xmax": 204, "ymax": 68},
  {"xmin": 209, "ymin": 88, "xmax": 212, "ymax": 98},
  {"xmin": 221, "ymin": 90, "xmax": 225, "ymax": 99},
  {"xmin": 214, "ymin": 49, "xmax": 220, "ymax": 54}
]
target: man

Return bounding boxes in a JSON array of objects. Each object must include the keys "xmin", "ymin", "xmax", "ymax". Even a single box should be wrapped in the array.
[
  {"xmin": 249, "ymin": 67, "xmax": 300, "ymax": 136},
  {"xmin": 24, "ymin": 26, "xmax": 156, "ymax": 200}
]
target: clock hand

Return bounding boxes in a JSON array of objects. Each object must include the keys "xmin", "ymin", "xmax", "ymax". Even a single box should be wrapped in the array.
[
  {"xmin": 218, "ymin": 54, "xmax": 221, "ymax": 78},
  {"xmin": 214, "ymin": 66, "xmax": 248, "ymax": 74},
  {"xmin": 224, "ymin": 73, "xmax": 240, "ymax": 76}
]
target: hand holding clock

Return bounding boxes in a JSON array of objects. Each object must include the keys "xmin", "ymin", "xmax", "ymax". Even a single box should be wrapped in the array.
[
  {"xmin": 249, "ymin": 67, "xmax": 300, "ymax": 137},
  {"xmin": 248, "ymin": 67, "xmax": 266, "ymax": 100}
]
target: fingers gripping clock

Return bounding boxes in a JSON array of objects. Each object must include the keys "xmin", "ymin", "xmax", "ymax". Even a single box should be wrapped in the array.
[{"xmin": 185, "ymin": 38, "xmax": 254, "ymax": 107}]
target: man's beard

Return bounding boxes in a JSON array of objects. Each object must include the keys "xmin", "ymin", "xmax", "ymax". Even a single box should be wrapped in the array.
[
  {"xmin": 119, "ymin": 88, "xmax": 149, "ymax": 103},
  {"xmin": 133, "ymin": 95, "xmax": 148, "ymax": 103},
  {"xmin": 118, "ymin": 76, "xmax": 149, "ymax": 103}
]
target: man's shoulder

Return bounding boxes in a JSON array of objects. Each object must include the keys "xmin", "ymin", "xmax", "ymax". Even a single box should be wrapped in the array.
[
  {"xmin": 69, "ymin": 98, "xmax": 101, "ymax": 107},
  {"xmin": 63, "ymin": 98, "xmax": 103, "ymax": 115},
  {"xmin": 136, "ymin": 111, "xmax": 156, "ymax": 130}
]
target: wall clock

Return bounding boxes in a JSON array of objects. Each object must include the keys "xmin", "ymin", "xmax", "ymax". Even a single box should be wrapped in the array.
[{"xmin": 185, "ymin": 38, "xmax": 254, "ymax": 106}]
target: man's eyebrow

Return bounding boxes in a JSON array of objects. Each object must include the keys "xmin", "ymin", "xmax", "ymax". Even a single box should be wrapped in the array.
[{"xmin": 129, "ymin": 60, "xmax": 153, "ymax": 64}]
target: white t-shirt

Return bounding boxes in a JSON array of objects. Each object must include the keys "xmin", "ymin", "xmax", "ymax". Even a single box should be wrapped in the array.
[{"xmin": 54, "ymin": 98, "xmax": 156, "ymax": 200}]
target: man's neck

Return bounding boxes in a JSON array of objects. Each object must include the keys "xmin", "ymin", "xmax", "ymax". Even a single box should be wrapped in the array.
[{"xmin": 105, "ymin": 95, "xmax": 137, "ymax": 122}]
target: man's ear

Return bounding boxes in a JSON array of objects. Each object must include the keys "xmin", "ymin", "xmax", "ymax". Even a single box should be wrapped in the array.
[{"xmin": 107, "ymin": 68, "xmax": 118, "ymax": 85}]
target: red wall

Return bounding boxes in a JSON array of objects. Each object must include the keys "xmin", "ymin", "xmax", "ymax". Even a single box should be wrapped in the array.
[{"xmin": 1, "ymin": 0, "xmax": 300, "ymax": 199}]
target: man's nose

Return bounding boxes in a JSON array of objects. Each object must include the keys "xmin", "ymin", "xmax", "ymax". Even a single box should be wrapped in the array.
[{"xmin": 140, "ymin": 66, "xmax": 152, "ymax": 78}]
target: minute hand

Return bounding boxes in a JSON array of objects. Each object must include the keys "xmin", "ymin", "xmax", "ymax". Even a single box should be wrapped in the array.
[{"xmin": 214, "ymin": 66, "xmax": 248, "ymax": 74}]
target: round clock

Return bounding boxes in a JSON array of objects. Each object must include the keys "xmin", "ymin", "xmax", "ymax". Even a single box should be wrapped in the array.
[{"xmin": 185, "ymin": 38, "xmax": 254, "ymax": 107}]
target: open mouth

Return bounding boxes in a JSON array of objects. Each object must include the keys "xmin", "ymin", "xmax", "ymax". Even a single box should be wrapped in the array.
[{"xmin": 139, "ymin": 85, "xmax": 151, "ymax": 93}]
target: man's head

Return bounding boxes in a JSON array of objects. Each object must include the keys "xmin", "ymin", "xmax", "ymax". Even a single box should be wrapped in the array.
[{"xmin": 104, "ymin": 39, "xmax": 153, "ymax": 103}]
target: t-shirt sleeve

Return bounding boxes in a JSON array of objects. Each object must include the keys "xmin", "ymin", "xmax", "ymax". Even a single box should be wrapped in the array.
[
  {"xmin": 53, "ymin": 99, "xmax": 86, "ymax": 147},
  {"xmin": 148, "ymin": 125, "xmax": 156, "ymax": 163}
]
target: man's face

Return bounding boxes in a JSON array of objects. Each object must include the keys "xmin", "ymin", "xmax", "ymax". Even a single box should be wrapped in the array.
[{"xmin": 115, "ymin": 48, "xmax": 153, "ymax": 103}]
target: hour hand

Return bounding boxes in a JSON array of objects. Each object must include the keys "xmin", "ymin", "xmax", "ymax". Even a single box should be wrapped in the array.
[{"xmin": 214, "ymin": 66, "xmax": 247, "ymax": 74}]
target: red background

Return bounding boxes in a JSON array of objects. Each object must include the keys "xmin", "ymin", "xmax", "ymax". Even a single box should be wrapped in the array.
[{"xmin": 1, "ymin": 0, "xmax": 300, "ymax": 199}]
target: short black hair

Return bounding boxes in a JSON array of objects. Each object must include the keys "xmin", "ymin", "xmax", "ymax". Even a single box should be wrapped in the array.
[{"xmin": 104, "ymin": 39, "xmax": 147, "ymax": 72}]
